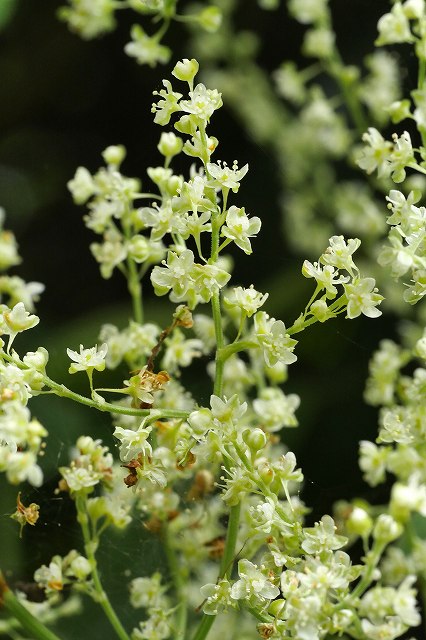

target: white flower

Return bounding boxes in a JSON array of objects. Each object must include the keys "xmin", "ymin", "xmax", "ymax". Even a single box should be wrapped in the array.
[
  {"xmin": 253, "ymin": 387, "xmax": 300, "ymax": 432},
  {"xmin": 67, "ymin": 343, "xmax": 108, "ymax": 374},
  {"xmin": 373, "ymin": 514, "xmax": 403, "ymax": 544},
  {"xmin": 303, "ymin": 27, "xmax": 335, "ymax": 59},
  {"xmin": 302, "ymin": 260, "xmax": 348, "ymax": 298},
  {"xmin": 58, "ymin": 0, "xmax": 116, "ymax": 40},
  {"xmin": 359, "ymin": 440, "xmax": 390, "ymax": 486},
  {"xmin": 161, "ymin": 328, "xmax": 203, "ymax": 374},
  {"xmin": 200, "ymin": 578, "xmax": 234, "ymax": 615},
  {"xmin": 230, "ymin": 559, "xmax": 280, "ymax": 602},
  {"xmin": 224, "ymin": 285, "xmax": 268, "ymax": 317},
  {"xmin": 222, "ymin": 206, "xmax": 261, "ymax": 254},
  {"xmin": 389, "ymin": 131, "xmax": 414, "ymax": 183},
  {"xmin": 151, "ymin": 249, "xmax": 196, "ymax": 300},
  {"xmin": 34, "ymin": 558, "xmax": 63, "ymax": 593},
  {"xmin": 179, "ymin": 83, "xmax": 222, "ymax": 122},
  {"xmin": 320, "ymin": 235, "xmax": 361, "ymax": 273},
  {"xmin": 207, "ymin": 160, "xmax": 249, "ymax": 193},
  {"xmin": 288, "ymin": 0, "xmax": 328, "ymax": 24},
  {"xmin": 357, "ymin": 128, "xmax": 392, "ymax": 178},
  {"xmin": 0, "ymin": 211, "xmax": 21, "ymax": 269},
  {"xmin": 124, "ymin": 25, "xmax": 171, "ymax": 67},
  {"xmin": 157, "ymin": 131, "xmax": 183, "ymax": 158},
  {"xmin": 113, "ymin": 423, "xmax": 152, "ymax": 463},
  {"xmin": 60, "ymin": 466, "xmax": 102, "ymax": 492},
  {"xmin": 390, "ymin": 475, "xmax": 426, "ymax": 518},
  {"xmin": 67, "ymin": 166, "xmax": 96, "ymax": 204},
  {"xmin": 151, "ymin": 80, "xmax": 183, "ymax": 126},
  {"xmin": 254, "ymin": 311, "xmax": 297, "ymax": 367},
  {"xmin": 3, "ymin": 302, "xmax": 39, "ymax": 334},
  {"xmin": 376, "ymin": 2, "xmax": 414, "ymax": 46},
  {"xmin": 302, "ymin": 515, "xmax": 347, "ymax": 554},
  {"xmin": 130, "ymin": 572, "xmax": 168, "ymax": 609},
  {"xmin": 90, "ymin": 229, "xmax": 127, "ymax": 279},
  {"xmin": 344, "ymin": 277, "xmax": 383, "ymax": 319}
]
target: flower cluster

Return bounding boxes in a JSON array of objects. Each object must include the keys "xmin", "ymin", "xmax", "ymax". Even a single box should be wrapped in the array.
[
  {"xmin": 302, "ymin": 235, "xmax": 383, "ymax": 322},
  {"xmin": 4, "ymin": 1, "xmax": 426, "ymax": 637}
]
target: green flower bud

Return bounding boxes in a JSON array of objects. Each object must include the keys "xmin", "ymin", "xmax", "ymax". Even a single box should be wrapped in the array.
[
  {"xmin": 197, "ymin": 7, "xmax": 222, "ymax": 33},
  {"xmin": 172, "ymin": 58, "xmax": 199, "ymax": 84},
  {"xmin": 102, "ymin": 145, "xmax": 126, "ymax": 167},
  {"xmin": 415, "ymin": 335, "xmax": 426, "ymax": 359},
  {"xmin": 346, "ymin": 506, "xmax": 373, "ymax": 538},
  {"xmin": 387, "ymin": 100, "xmax": 412, "ymax": 124},
  {"xmin": 311, "ymin": 299, "xmax": 332, "ymax": 322},
  {"xmin": 257, "ymin": 461, "xmax": 275, "ymax": 485},
  {"xmin": 373, "ymin": 514, "xmax": 403, "ymax": 544},
  {"xmin": 188, "ymin": 408, "xmax": 213, "ymax": 436},
  {"xmin": 243, "ymin": 428, "xmax": 267, "ymax": 452},
  {"xmin": 268, "ymin": 598, "xmax": 285, "ymax": 617},
  {"xmin": 157, "ymin": 132, "xmax": 183, "ymax": 158},
  {"xmin": 23, "ymin": 347, "xmax": 49, "ymax": 372},
  {"xmin": 69, "ymin": 555, "xmax": 92, "ymax": 580}
]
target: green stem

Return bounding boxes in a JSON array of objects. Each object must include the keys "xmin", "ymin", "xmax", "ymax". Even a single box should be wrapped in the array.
[
  {"xmin": 0, "ymin": 574, "xmax": 61, "ymax": 640},
  {"xmin": 190, "ymin": 503, "xmax": 241, "ymax": 640},
  {"xmin": 218, "ymin": 340, "xmax": 258, "ymax": 363},
  {"xmin": 219, "ymin": 503, "xmax": 241, "ymax": 578},
  {"xmin": 191, "ymin": 614, "xmax": 215, "ymax": 640},
  {"xmin": 75, "ymin": 497, "xmax": 130, "ymax": 640},
  {"xmin": 322, "ymin": 7, "xmax": 368, "ymax": 136},
  {"xmin": 162, "ymin": 525, "xmax": 187, "ymax": 640},
  {"xmin": 43, "ymin": 375, "xmax": 189, "ymax": 420},
  {"xmin": 192, "ymin": 191, "xmax": 244, "ymax": 640},
  {"xmin": 211, "ymin": 290, "xmax": 225, "ymax": 397},
  {"xmin": 127, "ymin": 256, "xmax": 143, "ymax": 324}
]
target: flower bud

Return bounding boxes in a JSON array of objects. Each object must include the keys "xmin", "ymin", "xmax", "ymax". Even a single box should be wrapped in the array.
[
  {"xmin": 23, "ymin": 347, "xmax": 49, "ymax": 371},
  {"xmin": 257, "ymin": 461, "xmax": 275, "ymax": 485},
  {"xmin": 157, "ymin": 132, "xmax": 183, "ymax": 158},
  {"xmin": 188, "ymin": 408, "xmax": 213, "ymax": 436},
  {"xmin": 243, "ymin": 428, "xmax": 267, "ymax": 452},
  {"xmin": 346, "ymin": 506, "xmax": 373, "ymax": 538},
  {"xmin": 268, "ymin": 599, "xmax": 285, "ymax": 617},
  {"xmin": 102, "ymin": 145, "xmax": 126, "ymax": 167},
  {"xmin": 373, "ymin": 514, "xmax": 403, "ymax": 544},
  {"xmin": 172, "ymin": 59, "xmax": 199, "ymax": 84},
  {"xmin": 197, "ymin": 7, "xmax": 222, "ymax": 32},
  {"xmin": 4, "ymin": 302, "xmax": 39, "ymax": 333},
  {"xmin": 403, "ymin": 0, "xmax": 425, "ymax": 19},
  {"xmin": 387, "ymin": 100, "xmax": 412, "ymax": 124},
  {"xmin": 415, "ymin": 335, "xmax": 426, "ymax": 359},
  {"xmin": 311, "ymin": 299, "xmax": 332, "ymax": 322},
  {"xmin": 70, "ymin": 555, "xmax": 92, "ymax": 580}
]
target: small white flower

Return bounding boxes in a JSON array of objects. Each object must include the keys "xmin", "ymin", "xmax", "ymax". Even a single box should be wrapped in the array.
[
  {"xmin": 113, "ymin": 422, "xmax": 152, "ymax": 463},
  {"xmin": 230, "ymin": 559, "xmax": 280, "ymax": 602},
  {"xmin": 344, "ymin": 277, "xmax": 383, "ymax": 319},
  {"xmin": 224, "ymin": 285, "xmax": 268, "ymax": 317},
  {"xmin": 357, "ymin": 127, "xmax": 392, "ymax": 178},
  {"xmin": 222, "ymin": 206, "xmax": 261, "ymax": 254},
  {"xmin": 320, "ymin": 235, "xmax": 361, "ymax": 273},
  {"xmin": 207, "ymin": 160, "xmax": 248, "ymax": 193},
  {"xmin": 67, "ymin": 166, "xmax": 96, "ymax": 204},
  {"xmin": 67, "ymin": 343, "xmax": 108, "ymax": 374},
  {"xmin": 179, "ymin": 83, "xmax": 222, "ymax": 122},
  {"xmin": 376, "ymin": 2, "xmax": 414, "ymax": 46},
  {"xmin": 254, "ymin": 311, "xmax": 297, "ymax": 367},
  {"xmin": 124, "ymin": 25, "xmax": 171, "ymax": 67}
]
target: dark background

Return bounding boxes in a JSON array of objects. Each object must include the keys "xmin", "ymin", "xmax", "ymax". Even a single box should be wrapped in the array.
[{"xmin": 0, "ymin": 1, "xmax": 412, "ymax": 637}]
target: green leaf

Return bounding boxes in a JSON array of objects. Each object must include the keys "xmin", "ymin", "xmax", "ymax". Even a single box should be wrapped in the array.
[{"xmin": 0, "ymin": 0, "xmax": 18, "ymax": 32}]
